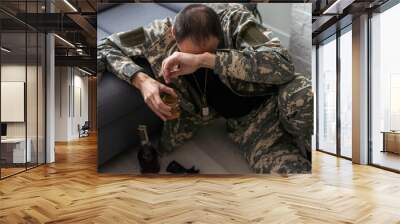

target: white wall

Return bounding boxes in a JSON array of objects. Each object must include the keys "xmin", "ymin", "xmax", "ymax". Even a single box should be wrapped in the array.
[
  {"xmin": 55, "ymin": 67, "xmax": 89, "ymax": 141},
  {"xmin": 71, "ymin": 73, "xmax": 89, "ymax": 138},
  {"xmin": 55, "ymin": 66, "xmax": 69, "ymax": 141},
  {"xmin": 1, "ymin": 65, "xmax": 39, "ymax": 137},
  {"xmin": 1, "ymin": 65, "xmax": 27, "ymax": 141}
]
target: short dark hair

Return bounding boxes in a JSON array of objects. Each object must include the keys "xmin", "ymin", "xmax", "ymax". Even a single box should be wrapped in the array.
[{"xmin": 174, "ymin": 4, "xmax": 223, "ymax": 46}]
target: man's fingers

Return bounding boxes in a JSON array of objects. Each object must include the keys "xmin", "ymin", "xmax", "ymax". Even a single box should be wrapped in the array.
[
  {"xmin": 163, "ymin": 55, "xmax": 180, "ymax": 77},
  {"xmin": 145, "ymin": 97, "xmax": 167, "ymax": 121},
  {"xmin": 162, "ymin": 59, "xmax": 172, "ymax": 83},
  {"xmin": 167, "ymin": 70, "xmax": 181, "ymax": 79},
  {"xmin": 162, "ymin": 60, "xmax": 168, "ymax": 76},
  {"xmin": 148, "ymin": 101, "xmax": 166, "ymax": 121},
  {"xmin": 164, "ymin": 54, "xmax": 179, "ymax": 70},
  {"xmin": 164, "ymin": 75, "xmax": 171, "ymax": 84},
  {"xmin": 161, "ymin": 59, "xmax": 165, "ymax": 72},
  {"xmin": 159, "ymin": 84, "xmax": 178, "ymax": 98},
  {"xmin": 153, "ymin": 95, "xmax": 172, "ymax": 117}
]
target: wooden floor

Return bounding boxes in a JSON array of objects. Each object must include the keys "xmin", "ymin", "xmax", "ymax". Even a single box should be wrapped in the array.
[
  {"xmin": 1, "ymin": 167, "xmax": 26, "ymax": 178},
  {"xmin": 372, "ymin": 150, "xmax": 400, "ymax": 171},
  {"xmin": 1, "ymin": 135, "xmax": 400, "ymax": 224}
]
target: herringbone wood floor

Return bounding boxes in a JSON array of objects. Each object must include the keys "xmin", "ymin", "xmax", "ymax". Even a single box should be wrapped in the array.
[{"xmin": 1, "ymin": 135, "xmax": 400, "ymax": 224}]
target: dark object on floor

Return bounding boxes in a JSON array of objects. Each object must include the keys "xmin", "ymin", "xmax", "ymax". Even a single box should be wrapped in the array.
[
  {"xmin": 78, "ymin": 121, "xmax": 90, "ymax": 138},
  {"xmin": 166, "ymin": 160, "xmax": 200, "ymax": 174},
  {"xmin": 137, "ymin": 146, "xmax": 160, "ymax": 174},
  {"xmin": 137, "ymin": 125, "xmax": 160, "ymax": 174}
]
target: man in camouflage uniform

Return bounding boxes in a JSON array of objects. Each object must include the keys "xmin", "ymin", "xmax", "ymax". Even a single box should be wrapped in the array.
[{"xmin": 97, "ymin": 3, "xmax": 313, "ymax": 173}]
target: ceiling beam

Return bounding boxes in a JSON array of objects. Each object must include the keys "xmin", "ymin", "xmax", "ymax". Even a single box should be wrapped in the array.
[
  {"xmin": 66, "ymin": 14, "xmax": 96, "ymax": 47},
  {"xmin": 322, "ymin": 0, "xmax": 356, "ymax": 14},
  {"xmin": 55, "ymin": 55, "xmax": 96, "ymax": 71},
  {"xmin": 51, "ymin": 0, "xmax": 96, "ymax": 47}
]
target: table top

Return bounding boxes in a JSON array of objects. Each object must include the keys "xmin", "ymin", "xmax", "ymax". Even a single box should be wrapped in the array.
[
  {"xmin": 1, "ymin": 138, "xmax": 29, "ymax": 143},
  {"xmin": 381, "ymin": 131, "xmax": 400, "ymax": 134}
]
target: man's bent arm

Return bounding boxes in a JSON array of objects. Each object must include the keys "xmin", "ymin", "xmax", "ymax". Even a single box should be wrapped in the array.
[
  {"xmin": 97, "ymin": 18, "xmax": 172, "ymax": 85},
  {"xmin": 98, "ymin": 39, "xmax": 144, "ymax": 84},
  {"xmin": 213, "ymin": 8, "xmax": 295, "ymax": 85},
  {"xmin": 198, "ymin": 52, "xmax": 216, "ymax": 69}
]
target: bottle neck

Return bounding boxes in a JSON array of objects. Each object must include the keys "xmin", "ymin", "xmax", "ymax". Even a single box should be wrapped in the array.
[
  {"xmin": 140, "ymin": 139, "xmax": 150, "ymax": 146},
  {"xmin": 138, "ymin": 125, "xmax": 150, "ymax": 146}
]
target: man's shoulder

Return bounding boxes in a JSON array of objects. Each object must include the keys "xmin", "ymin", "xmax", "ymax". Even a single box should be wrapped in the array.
[
  {"xmin": 143, "ymin": 17, "xmax": 173, "ymax": 33},
  {"xmin": 109, "ymin": 17, "xmax": 172, "ymax": 43},
  {"xmin": 207, "ymin": 3, "xmax": 255, "ymax": 30},
  {"xmin": 205, "ymin": 3, "xmax": 246, "ymax": 14}
]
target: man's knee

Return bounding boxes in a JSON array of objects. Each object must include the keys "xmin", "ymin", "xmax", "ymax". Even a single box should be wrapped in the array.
[
  {"xmin": 159, "ymin": 130, "xmax": 194, "ymax": 155},
  {"xmin": 248, "ymin": 142, "xmax": 311, "ymax": 174},
  {"xmin": 278, "ymin": 73, "xmax": 313, "ymax": 136},
  {"xmin": 158, "ymin": 115, "xmax": 203, "ymax": 155}
]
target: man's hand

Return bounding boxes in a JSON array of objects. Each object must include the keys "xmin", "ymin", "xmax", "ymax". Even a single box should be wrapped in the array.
[
  {"xmin": 132, "ymin": 72, "xmax": 178, "ymax": 121},
  {"xmin": 162, "ymin": 52, "xmax": 216, "ymax": 83},
  {"xmin": 162, "ymin": 52, "xmax": 200, "ymax": 83}
]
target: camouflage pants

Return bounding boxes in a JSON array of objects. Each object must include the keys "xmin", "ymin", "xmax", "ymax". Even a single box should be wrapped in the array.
[{"xmin": 159, "ymin": 74, "xmax": 313, "ymax": 174}]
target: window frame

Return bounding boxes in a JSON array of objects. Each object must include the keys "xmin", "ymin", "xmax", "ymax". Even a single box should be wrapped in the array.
[
  {"xmin": 367, "ymin": 0, "xmax": 400, "ymax": 173},
  {"xmin": 315, "ymin": 23, "xmax": 353, "ymax": 161}
]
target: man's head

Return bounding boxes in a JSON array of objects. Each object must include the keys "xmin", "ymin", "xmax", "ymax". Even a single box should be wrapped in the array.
[{"xmin": 172, "ymin": 4, "xmax": 223, "ymax": 54}]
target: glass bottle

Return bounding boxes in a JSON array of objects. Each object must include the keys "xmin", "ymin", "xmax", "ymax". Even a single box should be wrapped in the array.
[{"xmin": 137, "ymin": 125, "xmax": 160, "ymax": 173}]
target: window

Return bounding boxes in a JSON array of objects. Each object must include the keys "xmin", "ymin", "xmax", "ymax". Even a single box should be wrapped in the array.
[
  {"xmin": 317, "ymin": 36, "xmax": 337, "ymax": 154},
  {"xmin": 0, "ymin": 1, "xmax": 47, "ymax": 179},
  {"xmin": 340, "ymin": 27, "xmax": 352, "ymax": 158},
  {"xmin": 370, "ymin": 2, "xmax": 400, "ymax": 171},
  {"xmin": 312, "ymin": 45, "xmax": 317, "ymax": 150}
]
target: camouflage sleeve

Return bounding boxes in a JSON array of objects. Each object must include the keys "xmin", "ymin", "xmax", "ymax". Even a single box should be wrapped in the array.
[
  {"xmin": 214, "ymin": 7, "xmax": 295, "ymax": 85},
  {"xmin": 97, "ymin": 39, "xmax": 144, "ymax": 83},
  {"xmin": 97, "ymin": 18, "xmax": 172, "ymax": 84}
]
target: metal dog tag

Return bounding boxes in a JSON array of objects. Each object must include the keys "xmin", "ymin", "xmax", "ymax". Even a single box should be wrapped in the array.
[{"xmin": 202, "ymin": 107, "xmax": 209, "ymax": 117}]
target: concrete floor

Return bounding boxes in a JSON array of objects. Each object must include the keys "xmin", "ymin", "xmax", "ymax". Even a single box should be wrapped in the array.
[{"xmin": 99, "ymin": 119, "xmax": 252, "ymax": 174}]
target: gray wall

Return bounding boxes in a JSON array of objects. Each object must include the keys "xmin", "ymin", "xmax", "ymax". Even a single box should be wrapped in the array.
[{"xmin": 259, "ymin": 3, "xmax": 312, "ymax": 77}]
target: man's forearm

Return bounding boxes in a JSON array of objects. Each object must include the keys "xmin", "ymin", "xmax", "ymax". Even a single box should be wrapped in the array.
[
  {"xmin": 198, "ymin": 52, "xmax": 216, "ymax": 70},
  {"xmin": 212, "ymin": 50, "xmax": 295, "ymax": 85},
  {"xmin": 131, "ymin": 72, "xmax": 151, "ymax": 91}
]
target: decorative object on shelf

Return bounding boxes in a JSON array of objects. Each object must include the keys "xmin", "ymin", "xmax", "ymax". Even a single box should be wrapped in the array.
[{"xmin": 381, "ymin": 131, "xmax": 400, "ymax": 154}]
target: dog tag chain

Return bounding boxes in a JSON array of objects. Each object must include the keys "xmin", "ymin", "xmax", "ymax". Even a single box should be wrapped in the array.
[
  {"xmin": 193, "ymin": 69, "xmax": 209, "ymax": 118},
  {"xmin": 201, "ymin": 95, "xmax": 209, "ymax": 117}
]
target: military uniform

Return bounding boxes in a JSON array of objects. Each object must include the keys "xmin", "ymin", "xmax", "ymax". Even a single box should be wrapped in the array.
[{"xmin": 97, "ymin": 3, "xmax": 313, "ymax": 173}]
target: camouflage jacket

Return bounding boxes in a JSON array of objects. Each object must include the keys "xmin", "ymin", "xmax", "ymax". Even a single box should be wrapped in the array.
[{"xmin": 97, "ymin": 3, "xmax": 295, "ymax": 98}]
